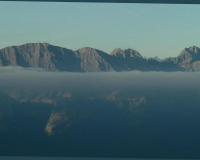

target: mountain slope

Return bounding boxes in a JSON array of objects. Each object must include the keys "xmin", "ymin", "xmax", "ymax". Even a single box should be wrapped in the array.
[
  {"xmin": 164, "ymin": 46, "xmax": 200, "ymax": 71},
  {"xmin": 2, "ymin": 88, "xmax": 200, "ymax": 158},
  {"xmin": 110, "ymin": 48, "xmax": 158, "ymax": 71},
  {"xmin": 75, "ymin": 47, "xmax": 114, "ymax": 72},
  {"xmin": 0, "ymin": 43, "xmax": 82, "ymax": 72},
  {"xmin": 1, "ymin": 43, "xmax": 200, "ymax": 72}
]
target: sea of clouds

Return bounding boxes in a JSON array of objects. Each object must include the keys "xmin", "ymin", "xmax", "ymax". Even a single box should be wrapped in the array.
[{"xmin": 0, "ymin": 66, "xmax": 200, "ymax": 94}]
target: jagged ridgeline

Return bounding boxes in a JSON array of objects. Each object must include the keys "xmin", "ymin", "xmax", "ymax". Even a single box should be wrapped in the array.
[{"xmin": 0, "ymin": 42, "xmax": 200, "ymax": 72}]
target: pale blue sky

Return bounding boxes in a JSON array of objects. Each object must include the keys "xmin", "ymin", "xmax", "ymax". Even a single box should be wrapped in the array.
[{"xmin": 1, "ymin": 2, "xmax": 200, "ymax": 59}]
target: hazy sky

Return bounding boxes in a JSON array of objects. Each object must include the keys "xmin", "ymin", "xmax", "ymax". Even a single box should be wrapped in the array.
[{"xmin": 1, "ymin": 2, "xmax": 200, "ymax": 59}]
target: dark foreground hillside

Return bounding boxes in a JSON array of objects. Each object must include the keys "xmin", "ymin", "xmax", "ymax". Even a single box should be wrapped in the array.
[{"xmin": 1, "ymin": 87, "xmax": 200, "ymax": 158}]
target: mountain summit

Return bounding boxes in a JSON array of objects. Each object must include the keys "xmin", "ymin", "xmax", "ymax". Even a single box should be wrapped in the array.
[
  {"xmin": 164, "ymin": 46, "xmax": 200, "ymax": 71},
  {"xmin": 1, "ymin": 43, "xmax": 200, "ymax": 72},
  {"xmin": 178, "ymin": 46, "xmax": 200, "ymax": 63},
  {"xmin": 110, "ymin": 48, "xmax": 143, "ymax": 59}
]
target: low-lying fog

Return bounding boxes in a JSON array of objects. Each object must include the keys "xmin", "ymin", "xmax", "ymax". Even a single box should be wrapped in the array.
[{"xmin": 0, "ymin": 66, "xmax": 199, "ymax": 94}]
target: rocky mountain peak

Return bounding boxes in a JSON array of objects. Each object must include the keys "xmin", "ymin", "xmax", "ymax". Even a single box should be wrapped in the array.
[
  {"xmin": 111, "ymin": 48, "xmax": 122, "ymax": 53},
  {"xmin": 188, "ymin": 46, "xmax": 200, "ymax": 53},
  {"xmin": 178, "ymin": 46, "xmax": 200, "ymax": 63},
  {"xmin": 77, "ymin": 47, "xmax": 97, "ymax": 54},
  {"xmin": 166, "ymin": 46, "xmax": 200, "ymax": 70},
  {"xmin": 21, "ymin": 42, "xmax": 49, "ymax": 48},
  {"xmin": 110, "ymin": 48, "xmax": 142, "ymax": 59},
  {"xmin": 124, "ymin": 49, "xmax": 142, "ymax": 59},
  {"xmin": 110, "ymin": 48, "xmax": 124, "ymax": 57}
]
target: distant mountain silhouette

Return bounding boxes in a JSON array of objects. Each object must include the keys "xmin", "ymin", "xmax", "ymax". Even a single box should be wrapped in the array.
[
  {"xmin": 164, "ymin": 46, "xmax": 200, "ymax": 71},
  {"xmin": 1, "ymin": 43, "xmax": 200, "ymax": 72},
  {"xmin": 148, "ymin": 56, "xmax": 162, "ymax": 62},
  {"xmin": 110, "ymin": 48, "xmax": 143, "ymax": 59}
]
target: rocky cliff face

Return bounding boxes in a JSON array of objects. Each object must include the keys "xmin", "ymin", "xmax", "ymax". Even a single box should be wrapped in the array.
[
  {"xmin": 110, "ymin": 48, "xmax": 143, "ymax": 59},
  {"xmin": 75, "ymin": 47, "xmax": 114, "ymax": 72},
  {"xmin": 0, "ymin": 43, "xmax": 82, "ymax": 72},
  {"xmin": 164, "ymin": 46, "xmax": 200, "ymax": 71},
  {"xmin": 1, "ymin": 43, "xmax": 200, "ymax": 72}
]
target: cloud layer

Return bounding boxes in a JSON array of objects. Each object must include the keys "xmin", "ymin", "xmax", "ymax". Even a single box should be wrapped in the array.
[{"xmin": 0, "ymin": 66, "xmax": 199, "ymax": 95}]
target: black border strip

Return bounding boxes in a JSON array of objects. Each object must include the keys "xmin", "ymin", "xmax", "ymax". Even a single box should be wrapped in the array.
[{"xmin": 1, "ymin": 0, "xmax": 200, "ymax": 4}]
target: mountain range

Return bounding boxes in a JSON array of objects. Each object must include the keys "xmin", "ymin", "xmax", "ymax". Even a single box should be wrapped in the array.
[{"xmin": 1, "ymin": 43, "xmax": 200, "ymax": 72}]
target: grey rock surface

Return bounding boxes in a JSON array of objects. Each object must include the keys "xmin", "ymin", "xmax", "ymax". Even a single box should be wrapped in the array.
[{"xmin": 1, "ymin": 43, "xmax": 200, "ymax": 72}]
